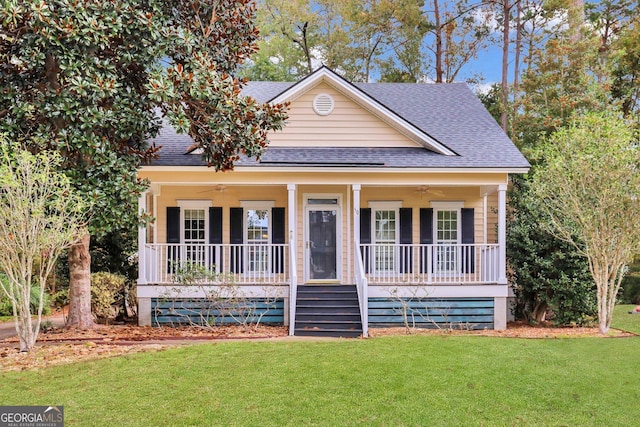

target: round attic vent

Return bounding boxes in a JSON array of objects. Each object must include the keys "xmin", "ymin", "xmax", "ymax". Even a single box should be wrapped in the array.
[{"xmin": 313, "ymin": 93, "xmax": 335, "ymax": 116}]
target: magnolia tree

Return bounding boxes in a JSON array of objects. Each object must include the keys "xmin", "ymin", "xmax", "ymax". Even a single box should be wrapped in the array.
[
  {"xmin": 0, "ymin": 144, "xmax": 87, "ymax": 352},
  {"xmin": 0, "ymin": 0, "xmax": 288, "ymax": 329},
  {"xmin": 530, "ymin": 111, "xmax": 640, "ymax": 333}
]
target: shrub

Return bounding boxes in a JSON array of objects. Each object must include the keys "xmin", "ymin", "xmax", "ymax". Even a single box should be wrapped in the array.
[
  {"xmin": 0, "ymin": 276, "xmax": 51, "ymax": 316},
  {"xmin": 52, "ymin": 289, "xmax": 69, "ymax": 311},
  {"xmin": 91, "ymin": 272, "xmax": 126, "ymax": 321},
  {"xmin": 0, "ymin": 294, "xmax": 12, "ymax": 316},
  {"xmin": 30, "ymin": 286, "xmax": 51, "ymax": 316},
  {"xmin": 507, "ymin": 176, "xmax": 596, "ymax": 326},
  {"xmin": 619, "ymin": 263, "xmax": 640, "ymax": 304}
]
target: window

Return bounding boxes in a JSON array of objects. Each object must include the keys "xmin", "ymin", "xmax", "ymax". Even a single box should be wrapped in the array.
[
  {"xmin": 241, "ymin": 201, "xmax": 275, "ymax": 274},
  {"xmin": 177, "ymin": 200, "xmax": 211, "ymax": 264},
  {"xmin": 435, "ymin": 209, "xmax": 458, "ymax": 273},
  {"xmin": 246, "ymin": 209, "xmax": 270, "ymax": 273},
  {"xmin": 369, "ymin": 201, "xmax": 402, "ymax": 274},
  {"xmin": 431, "ymin": 202, "xmax": 463, "ymax": 274},
  {"xmin": 374, "ymin": 209, "xmax": 397, "ymax": 272}
]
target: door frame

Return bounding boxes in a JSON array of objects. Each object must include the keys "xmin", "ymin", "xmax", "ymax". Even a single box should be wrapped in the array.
[{"xmin": 303, "ymin": 193, "xmax": 343, "ymax": 283}]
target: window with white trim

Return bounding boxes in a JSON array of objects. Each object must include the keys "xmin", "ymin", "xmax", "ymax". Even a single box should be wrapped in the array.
[
  {"xmin": 242, "ymin": 201, "xmax": 274, "ymax": 274},
  {"xmin": 178, "ymin": 200, "xmax": 211, "ymax": 263},
  {"xmin": 431, "ymin": 201, "xmax": 463, "ymax": 274},
  {"xmin": 369, "ymin": 201, "xmax": 401, "ymax": 273},
  {"xmin": 246, "ymin": 209, "xmax": 269, "ymax": 273}
]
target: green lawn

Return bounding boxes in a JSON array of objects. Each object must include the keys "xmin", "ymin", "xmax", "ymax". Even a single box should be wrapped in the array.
[
  {"xmin": 2, "ymin": 315, "xmax": 640, "ymax": 426},
  {"xmin": 613, "ymin": 304, "xmax": 640, "ymax": 334}
]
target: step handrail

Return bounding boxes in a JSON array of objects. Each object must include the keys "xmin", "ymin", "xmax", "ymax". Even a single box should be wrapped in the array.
[{"xmin": 354, "ymin": 245, "xmax": 368, "ymax": 338}]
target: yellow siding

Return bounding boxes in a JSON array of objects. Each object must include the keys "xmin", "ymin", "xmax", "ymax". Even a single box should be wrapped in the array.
[
  {"xmin": 149, "ymin": 182, "xmax": 503, "ymax": 284},
  {"xmin": 358, "ymin": 186, "xmax": 486, "ymax": 245},
  {"xmin": 268, "ymin": 82, "xmax": 421, "ymax": 148},
  {"xmin": 155, "ymin": 185, "xmax": 288, "ymax": 244},
  {"xmin": 486, "ymin": 192, "xmax": 498, "ymax": 243}
]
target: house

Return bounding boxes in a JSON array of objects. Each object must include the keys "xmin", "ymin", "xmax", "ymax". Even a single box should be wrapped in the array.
[{"xmin": 136, "ymin": 66, "xmax": 530, "ymax": 337}]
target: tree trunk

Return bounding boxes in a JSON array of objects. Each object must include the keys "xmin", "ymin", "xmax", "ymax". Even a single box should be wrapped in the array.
[
  {"xmin": 434, "ymin": 0, "xmax": 443, "ymax": 83},
  {"xmin": 513, "ymin": 0, "xmax": 522, "ymax": 95},
  {"xmin": 501, "ymin": 0, "xmax": 511, "ymax": 132},
  {"xmin": 66, "ymin": 233, "xmax": 94, "ymax": 329},
  {"xmin": 531, "ymin": 302, "xmax": 547, "ymax": 323}
]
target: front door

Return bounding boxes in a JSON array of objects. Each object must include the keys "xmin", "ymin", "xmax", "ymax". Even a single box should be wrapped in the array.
[{"xmin": 305, "ymin": 198, "xmax": 341, "ymax": 282}]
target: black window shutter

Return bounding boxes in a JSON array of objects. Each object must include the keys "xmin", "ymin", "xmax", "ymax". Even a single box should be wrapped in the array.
[
  {"xmin": 166, "ymin": 207, "xmax": 181, "ymax": 243},
  {"xmin": 166, "ymin": 207, "xmax": 181, "ymax": 271},
  {"xmin": 419, "ymin": 208, "xmax": 433, "ymax": 244},
  {"xmin": 419, "ymin": 208, "xmax": 433, "ymax": 273},
  {"xmin": 208, "ymin": 207, "xmax": 223, "ymax": 270},
  {"xmin": 271, "ymin": 207, "xmax": 285, "ymax": 274},
  {"xmin": 461, "ymin": 208, "xmax": 475, "ymax": 274},
  {"xmin": 209, "ymin": 207, "xmax": 223, "ymax": 244},
  {"xmin": 399, "ymin": 208, "xmax": 413, "ymax": 273},
  {"xmin": 230, "ymin": 207, "xmax": 244, "ymax": 273},
  {"xmin": 360, "ymin": 208, "xmax": 371, "ymax": 273}
]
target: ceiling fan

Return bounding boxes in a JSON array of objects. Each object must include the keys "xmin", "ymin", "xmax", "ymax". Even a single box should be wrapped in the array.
[
  {"xmin": 415, "ymin": 186, "xmax": 445, "ymax": 197},
  {"xmin": 195, "ymin": 184, "xmax": 227, "ymax": 194}
]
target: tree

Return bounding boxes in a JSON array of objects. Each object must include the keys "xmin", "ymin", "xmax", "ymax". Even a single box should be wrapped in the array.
[
  {"xmin": 246, "ymin": 0, "xmax": 426, "ymax": 82},
  {"xmin": 507, "ymin": 176, "xmax": 595, "ymax": 325},
  {"xmin": 411, "ymin": 0, "xmax": 494, "ymax": 83},
  {"xmin": 0, "ymin": 0, "xmax": 287, "ymax": 328},
  {"xmin": 0, "ymin": 143, "xmax": 87, "ymax": 351},
  {"xmin": 610, "ymin": 14, "xmax": 640, "ymax": 117},
  {"xmin": 530, "ymin": 111, "xmax": 640, "ymax": 333}
]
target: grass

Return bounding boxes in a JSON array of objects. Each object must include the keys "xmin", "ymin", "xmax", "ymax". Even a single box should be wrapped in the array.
[
  {"xmin": 2, "ymin": 319, "xmax": 640, "ymax": 426},
  {"xmin": 612, "ymin": 304, "xmax": 640, "ymax": 334}
]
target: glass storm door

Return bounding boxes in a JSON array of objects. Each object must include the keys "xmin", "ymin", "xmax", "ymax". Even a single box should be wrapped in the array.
[{"xmin": 306, "ymin": 206, "xmax": 339, "ymax": 282}]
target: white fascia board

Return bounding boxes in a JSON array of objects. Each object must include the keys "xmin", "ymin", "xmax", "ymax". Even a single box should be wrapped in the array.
[
  {"xmin": 269, "ymin": 68, "xmax": 457, "ymax": 156},
  {"xmin": 139, "ymin": 165, "xmax": 529, "ymax": 175}
]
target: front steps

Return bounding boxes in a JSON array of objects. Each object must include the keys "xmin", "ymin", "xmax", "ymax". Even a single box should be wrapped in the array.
[{"xmin": 294, "ymin": 284, "xmax": 362, "ymax": 338}]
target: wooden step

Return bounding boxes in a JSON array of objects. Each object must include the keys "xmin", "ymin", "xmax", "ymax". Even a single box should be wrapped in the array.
[{"xmin": 294, "ymin": 284, "xmax": 362, "ymax": 338}]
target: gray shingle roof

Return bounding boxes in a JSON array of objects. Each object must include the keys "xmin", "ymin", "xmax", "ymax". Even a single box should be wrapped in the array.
[{"xmin": 149, "ymin": 74, "xmax": 530, "ymax": 170}]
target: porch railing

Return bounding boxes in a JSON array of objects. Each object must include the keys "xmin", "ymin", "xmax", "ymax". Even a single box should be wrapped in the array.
[
  {"xmin": 359, "ymin": 243, "xmax": 499, "ymax": 285},
  {"xmin": 354, "ymin": 242, "xmax": 369, "ymax": 338},
  {"xmin": 141, "ymin": 243, "xmax": 289, "ymax": 285}
]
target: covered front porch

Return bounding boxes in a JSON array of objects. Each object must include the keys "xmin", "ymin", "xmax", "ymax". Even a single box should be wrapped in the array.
[{"xmin": 136, "ymin": 178, "xmax": 509, "ymax": 336}]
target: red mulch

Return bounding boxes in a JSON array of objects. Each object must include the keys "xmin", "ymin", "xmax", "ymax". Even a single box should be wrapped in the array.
[{"xmin": 0, "ymin": 321, "xmax": 633, "ymax": 372}]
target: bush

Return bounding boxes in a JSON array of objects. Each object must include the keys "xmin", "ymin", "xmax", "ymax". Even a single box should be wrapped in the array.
[
  {"xmin": 507, "ymin": 177, "xmax": 596, "ymax": 326},
  {"xmin": 619, "ymin": 263, "xmax": 640, "ymax": 304},
  {"xmin": 0, "ymin": 284, "xmax": 51, "ymax": 316},
  {"xmin": 52, "ymin": 289, "xmax": 69, "ymax": 311},
  {"xmin": 91, "ymin": 272, "xmax": 126, "ymax": 321},
  {"xmin": 30, "ymin": 286, "xmax": 51, "ymax": 316},
  {"xmin": 0, "ymin": 294, "xmax": 12, "ymax": 316}
]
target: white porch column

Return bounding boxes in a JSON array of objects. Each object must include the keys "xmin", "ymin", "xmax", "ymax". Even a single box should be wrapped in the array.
[
  {"xmin": 287, "ymin": 184, "xmax": 297, "ymax": 336},
  {"xmin": 352, "ymin": 184, "xmax": 368, "ymax": 337},
  {"xmin": 482, "ymin": 193, "xmax": 488, "ymax": 244},
  {"xmin": 353, "ymin": 184, "xmax": 361, "ymax": 248},
  {"xmin": 138, "ymin": 191, "xmax": 148, "ymax": 285},
  {"xmin": 498, "ymin": 184, "xmax": 507, "ymax": 284}
]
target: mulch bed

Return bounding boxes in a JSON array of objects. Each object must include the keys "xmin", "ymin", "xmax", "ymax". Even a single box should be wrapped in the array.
[
  {"xmin": 0, "ymin": 322, "xmax": 634, "ymax": 372},
  {"xmin": 369, "ymin": 321, "xmax": 636, "ymax": 339}
]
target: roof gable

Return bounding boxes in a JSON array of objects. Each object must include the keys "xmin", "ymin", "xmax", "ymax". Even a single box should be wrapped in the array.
[
  {"xmin": 266, "ymin": 82, "xmax": 424, "ymax": 149},
  {"xmin": 150, "ymin": 67, "xmax": 530, "ymax": 171},
  {"xmin": 268, "ymin": 67, "xmax": 456, "ymax": 156}
]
